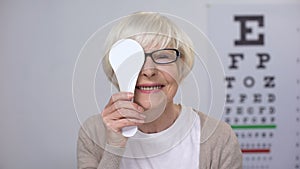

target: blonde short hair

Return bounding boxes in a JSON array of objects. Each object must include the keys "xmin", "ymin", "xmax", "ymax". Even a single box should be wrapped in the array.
[{"xmin": 102, "ymin": 12, "xmax": 195, "ymax": 87}]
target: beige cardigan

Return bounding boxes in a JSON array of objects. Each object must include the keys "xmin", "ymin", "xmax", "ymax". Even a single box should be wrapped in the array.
[{"xmin": 77, "ymin": 110, "xmax": 243, "ymax": 169}]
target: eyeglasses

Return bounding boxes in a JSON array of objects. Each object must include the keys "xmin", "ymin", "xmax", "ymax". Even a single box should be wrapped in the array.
[{"xmin": 144, "ymin": 48, "xmax": 180, "ymax": 64}]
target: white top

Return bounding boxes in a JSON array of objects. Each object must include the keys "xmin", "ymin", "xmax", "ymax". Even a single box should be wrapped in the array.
[{"xmin": 120, "ymin": 105, "xmax": 201, "ymax": 169}]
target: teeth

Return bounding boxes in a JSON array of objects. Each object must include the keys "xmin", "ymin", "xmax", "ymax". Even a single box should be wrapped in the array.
[{"xmin": 139, "ymin": 86, "xmax": 162, "ymax": 91}]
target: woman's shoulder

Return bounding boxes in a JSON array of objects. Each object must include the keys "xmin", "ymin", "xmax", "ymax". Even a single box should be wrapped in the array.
[
  {"xmin": 192, "ymin": 109, "xmax": 241, "ymax": 154},
  {"xmin": 193, "ymin": 109, "xmax": 234, "ymax": 143},
  {"xmin": 78, "ymin": 114, "xmax": 106, "ymax": 147},
  {"xmin": 79, "ymin": 114, "xmax": 103, "ymax": 134},
  {"xmin": 193, "ymin": 109, "xmax": 242, "ymax": 168}
]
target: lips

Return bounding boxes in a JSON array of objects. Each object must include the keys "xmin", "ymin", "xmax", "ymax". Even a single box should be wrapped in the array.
[{"xmin": 135, "ymin": 84, "xmax": 165, "ymax": 93}]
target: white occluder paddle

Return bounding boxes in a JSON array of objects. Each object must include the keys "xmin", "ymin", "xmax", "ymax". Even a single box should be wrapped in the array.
[{"xmin": 109, "ymin": 39, "xmax": 145, "ymax": 137}]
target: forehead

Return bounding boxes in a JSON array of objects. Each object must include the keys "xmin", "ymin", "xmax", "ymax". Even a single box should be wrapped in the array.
[
  {"xmin": 132, "ymin": 33, "xmax": 177, "ymax": 52},
  {"xmin": 143, "ymin": 45, "xmax": 171, "ymax": 53}
]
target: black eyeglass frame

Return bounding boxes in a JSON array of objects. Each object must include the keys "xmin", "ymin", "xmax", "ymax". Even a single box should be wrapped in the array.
[{"xmin": 144, "ymin": 48, "xmax": 181, "ymax": 64}]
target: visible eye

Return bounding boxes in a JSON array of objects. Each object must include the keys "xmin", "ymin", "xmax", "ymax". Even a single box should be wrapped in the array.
[
  {"xmin": 156, "ymin": 54, "xmax": 172, "ymax": 59},
  {"xmin": 153, "ymin": 53, "xmax": 174, "ymax": 63},
  {"xmin": 150, "ymin": 49, "xmax": 179, "ymax": 64}
]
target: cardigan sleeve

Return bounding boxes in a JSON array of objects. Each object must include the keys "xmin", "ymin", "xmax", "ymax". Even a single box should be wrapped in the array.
[
  {"xmin": 218, "ymin": 123, "xmax": 243, "ymax": 169},
  {"xmin": 198, "ymin": 111, "xmax": 243, "ymax": 169},
  {"xmin": 77, "ymin": 126, "xmax": 100, "ymax": 169},
  {"xmin": 77, "ymin": 118, "xmax": 125, "ymax": 169}
]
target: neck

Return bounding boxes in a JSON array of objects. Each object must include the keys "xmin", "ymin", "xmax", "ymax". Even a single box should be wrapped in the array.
[{"xmin": 138, "ymin": 103, "xmax": 181, "ymax": 134}]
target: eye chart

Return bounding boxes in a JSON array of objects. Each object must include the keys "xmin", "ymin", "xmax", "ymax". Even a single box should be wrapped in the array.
[{"xmin": 207, "ymin": 4, "xmax": 300, "ymax": 169}]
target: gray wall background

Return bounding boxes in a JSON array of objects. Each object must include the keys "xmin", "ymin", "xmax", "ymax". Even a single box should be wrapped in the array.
[
  {"xmin": 2, "ymin": 1, "xmax": 298, "ymax": 169},
  {"xmin": 0, "ymin": 1, "xmax": 206, "ymax": 169}
]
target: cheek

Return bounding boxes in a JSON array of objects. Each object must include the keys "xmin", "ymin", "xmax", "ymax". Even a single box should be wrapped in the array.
[
  {"xmin": 134, "ymin": 94, "xmax": 151, "ymax": 108},
  {"xmin": 169, "ymin": 80, "xmax": 179, "ymax": 93},
  {"xmin": 157, "ymin": 64, "xmax": 180, "ymax": 83},
  {"xmin": 160, "ymin": 67, "xmax": 180, "ymax": 100}
]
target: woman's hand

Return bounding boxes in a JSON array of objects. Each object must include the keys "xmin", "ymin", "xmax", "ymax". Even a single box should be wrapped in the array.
[{"xmin": 101, "ymin": 92, "xmax": 145, "ymax": 147}]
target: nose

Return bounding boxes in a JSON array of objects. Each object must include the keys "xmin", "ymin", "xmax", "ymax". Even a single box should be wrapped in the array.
[{"xmin": 140, "ymin": 56, "xmax": 157, "ymax": 78}]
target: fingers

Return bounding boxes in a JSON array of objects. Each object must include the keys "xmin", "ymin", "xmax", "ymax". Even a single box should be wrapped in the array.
[
  {"xmin": 104, "ymin": 100, "xmax": 144, "ymax": 116},
  {"xmin": 105, "ymin": 118, "xmax": 144, "ymax": 133},
  {"xmin": 105, "ymin": 92, "xmax": 134, "ymax": 107},
  {"xmin": 103, "ymin": 92, "xmax": 144, "ymax": 116},
  {"xmin": 110, "ymin": 108, "xmax": 146, "ymax": 120},
  {"xmin": 102, "ymin": 92, "xmax": 145, "ymax": 133}
]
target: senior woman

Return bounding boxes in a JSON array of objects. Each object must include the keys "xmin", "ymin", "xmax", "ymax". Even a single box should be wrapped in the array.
[{"xmin": 77, "ymin": 12, "xmax": 242, "ymax": 169}]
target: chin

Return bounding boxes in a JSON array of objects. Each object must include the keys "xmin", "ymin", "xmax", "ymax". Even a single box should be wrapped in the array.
[
  {"xmin": 134, "ymin": 91, "xmax": 167, "ymax": 110},
  {"xmin": 134, "ymin": 97, "xmax": 154, "ymax": 110}
]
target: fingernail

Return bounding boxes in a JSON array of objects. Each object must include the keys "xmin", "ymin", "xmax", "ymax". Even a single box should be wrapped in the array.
[{"xmin": 138, "ymin": 106, "xmax": 144, "ymax": 112}]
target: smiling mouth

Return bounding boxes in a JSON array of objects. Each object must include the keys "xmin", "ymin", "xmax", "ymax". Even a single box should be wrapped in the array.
[{"xmin": 136, "ymin": 85, "xmax": 165, "ymax": 91}]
